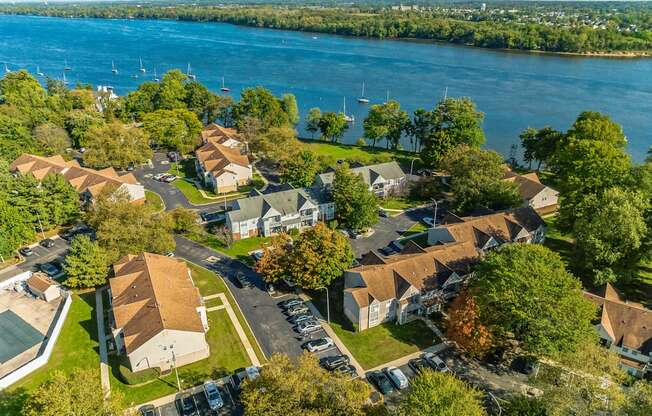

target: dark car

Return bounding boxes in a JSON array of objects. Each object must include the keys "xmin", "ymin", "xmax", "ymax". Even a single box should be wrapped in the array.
[
  {"xmin": 40, "ymin": 238, "xmax": 55, "ymax": 248},
  {"xmin": 408, "ymin": 357, "xmax": 430, "ymax": 374},
  {"xmin": 179, "ymin": 393, "xmax": 198, "ymax": 416},
  {"xmin": 378, "ymin": 209, "xmax": 389, "ymax": 218},
  {"xmin": 39, "ymin": 262, "xmax": 61, "ymax": 277},
  {"xmin": 320, "ymin": 354, "xmax": 350, "ymax": 371},
  {"xmin": 278, "ymin": 298, "xmax": 303, "ymax": 309},
  {"xmin": 138, "ymin": 404, "xmax": 157, "ymax": 416},
  {"xmin": 378, "ymin": 246, "xmax": 397, "ymax": 257},
  {"xmin": 59, "ymin": 229, "xmax": 76, "ymax": 241},
  {"xmin": 19, "ymin": 246, "xmax": 34, "ymax": 256},
  {"xmin": 234, "ymin": 273, "xmax": 253, "ymax": 289},
  {"xmin": 367, "ymin": 371, "xmax": 395, "ymax": 395},
  {"xmin": 334, "ymin": 364, "xmax": 358, "ymax": 378}
]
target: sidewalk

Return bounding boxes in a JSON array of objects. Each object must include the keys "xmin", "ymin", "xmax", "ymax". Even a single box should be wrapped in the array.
[
  {"xmin": 95, "ymin": 287, "xmax": 111, "ymax": 397},
  {"xmin": 366, "ymin": 342, "xmax": 449, "ymax": 373}
]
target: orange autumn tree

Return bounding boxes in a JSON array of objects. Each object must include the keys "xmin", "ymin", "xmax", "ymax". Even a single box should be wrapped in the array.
[
  {"xmin": 446, "ymin": 289, "xmax": 493, "ymax": 357},
  {"xmin": 254, "ymin": 233, "xmax": 291, "ymax": 283}
]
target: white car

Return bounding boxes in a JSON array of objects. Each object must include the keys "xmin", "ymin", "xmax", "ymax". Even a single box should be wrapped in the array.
[
  {"xmin": 203, "ymin": 380, "xmax": 223, "ymax": 410},
  {"xmin": 383, "ymin": 367, "xmax": 409, "ymax": 390},
  {"xmin": 422, "ymin": 217, "xmax": 435, "ymax": 227},
  {"xmin": 152, "ymin": 173, "xmax": 166, "ymax": 181},
  {"xmin": 245, "ymin": 366, "xmax": 260, "ymax": 381},
  {"xmin": 296, "ymin": 319, "xmax": 321, "ymax": 334},
  {"xmin": 304, "ymin": 337, "xmax": 334, "ymax": 352},
  {"xmin": 423, "ymin": 352, "xmax": 450, "ymax": 373}
]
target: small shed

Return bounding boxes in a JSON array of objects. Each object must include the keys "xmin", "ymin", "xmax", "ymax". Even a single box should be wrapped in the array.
[{"xmin": 26, "ymin": 273, "xmax": 61, "ymax": 302}]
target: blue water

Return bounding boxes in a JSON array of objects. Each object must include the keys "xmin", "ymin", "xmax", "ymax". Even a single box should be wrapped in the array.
[{"xmin": 1, "ymin": 14, "xmax": 651, "ymax": 161}]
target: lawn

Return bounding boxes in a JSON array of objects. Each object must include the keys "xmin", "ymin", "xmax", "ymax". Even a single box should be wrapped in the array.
[
  {"xmin": 108, "ymin": 262, "xmax": 264, "ymax": 406},
  {"xmin": 187, "ymin": 232, "xmax": 272, "ymax": 265},
  {"xmin": 2, "ymin": 293, "xmax": 100, "ymax": 414},
  {"xmin": 401, "ymin": 222, "xmax": 428, "ymax": 238},
  {"xmin": 301, "ymin": 139, "xmax": 421, "ymax": 171},
  {"xmin": 379, "ymin": 196, "xmax": 427, "ymax": 211},
  {"xmin": 145, "ymin": 190, "xmax": 165, "ymax": 212}
]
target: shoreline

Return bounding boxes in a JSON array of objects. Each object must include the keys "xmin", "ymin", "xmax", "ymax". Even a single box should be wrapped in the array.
[{"xmin": 2, "ymin": 12, "xmax": 651, "ymax": 60}]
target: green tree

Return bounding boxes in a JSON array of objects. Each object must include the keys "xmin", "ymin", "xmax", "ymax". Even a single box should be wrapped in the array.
[
  {"xmin": 441, "ymin": 145, "xmax": 521, "ymax": 213},
  {"xmin": 21, "ymin": 368, "xmax": 126, "ymax": 416},
  {"xmin": 407, "ymin": 108, "xmax": 434, "ymax": 152},
  {"xmin": 573, "ymin": 187, "xmax": 650, "ymax": 284},
  {"xmin": 142, "ymin": 108, "xmax": 202, "ymax": 154},
  {"xmin": 156, "ymin": 70, "xmax": 187, "ymax": 110},
  {"xmin": 0, "ymin": 70, "xmax": 49, "ymax": 126},
  {"xmin": 241, "ymin": 353, "xmax": 371, "ymax": 416},
  {"xmin": 0, "ymin": 196, "xmax": 35, "ymax": 259},
  {"xmin": 33, "ymin": 122, "xmax": 71, "ymax": 155},
  {"xmin": 232, "ymin": 86, "xmax": 291, "ymax": 130},
  {"xmin": 0, "ymin": 111, "xmax": 36, "ymax": 160},
  {"xmin": 284, "ymin": 222, "xmax": 354, "ymax": 289},
  {"xmin": 397, "ymin": 370, "xmax": 486, "ymax": 416},
  {"xmin": 251, "ymin": 125, "xmax": 300, "ymax": 161},
  {"xmin": 420, "ymin": 97, "xmax": 485, "ymax": 168},
  {"xmin": 281, "ymin": 93, "xmax": 299, "ymax": 125},
  {"xmin": 83, "ymin": 121, "xmax": 152, "ymax": 169},
  {"xmin": 280, "ymin": 149, "xmax": 320, "ymax": 187},
  {"xmin": 168, "ymin": 207, "xmax": 200, "ymax": 234},
  {"xmin": 122, "ymin": 82, "xmax": 159, "ymax": 120},
  {"xmin": 306, "ymin": 107, "xmax": 322, "ymax": 139},
  {"xmin": 472, "ymin": 244, "xmax": 596, "ymax": 357},
  {"xmin": 363, "ymin": 100, "xmax": 409, "ymax": 149},
  {"xmin": 504, "ymin": 397, "xmax": 548, "ymax": 416},
  {"xmin": 622, "ymin": 381, "xmax": 652, "ymax": 416},
  {"xmin": 332, "ymin": 164, "xmax": 378, "ymax": 231},
  {"xmin": 40, "ymin": 172, "xmax": 80, "ymax": 227},
  {"xmin": 519, "ymin": 126, "xmax": 563, "ymax": 170},
  {"xmin": 255, "ymin": 233, "xmax": 291, "ymax": 284},
  {"xmin": 318, "ymin": 111, "xmax": 348, "ymax": 142},
  {"xmin": 63, "ymin": 235, "xmax": 109, "ymax": 288},
  {"xmin": 64, "ymin": 108, "xmax": 105, "ymax": 147}
]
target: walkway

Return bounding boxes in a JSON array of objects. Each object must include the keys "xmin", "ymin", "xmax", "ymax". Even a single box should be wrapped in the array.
[
  {"xmin": 203, "ymin": 293, "xmax": 260, "ymax": 367},
  {"xmin": 366, "ymin": 342, "xmax": 449, "ymax": 373},
  {"xmin": 95, "ymin": 287, "xmax": 110, "ymax": 397}
]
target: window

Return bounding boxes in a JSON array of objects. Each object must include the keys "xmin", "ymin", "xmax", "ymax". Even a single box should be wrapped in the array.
[
  {"xmin": 622, "ymin": 347, "xmax": 629, "ymax": 353},
  {"xmin": 369, "ymin": 304, "xmax": 379, "ymax": 324}
]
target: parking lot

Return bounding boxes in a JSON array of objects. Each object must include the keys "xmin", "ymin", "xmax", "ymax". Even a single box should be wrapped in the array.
[
  {"xmin": 0, "ymin": 236, "xmax": 70, "ymax": 284},
  {"xmin": 153, "ymin": 377, "xmax": 242, "ymax": 416}
]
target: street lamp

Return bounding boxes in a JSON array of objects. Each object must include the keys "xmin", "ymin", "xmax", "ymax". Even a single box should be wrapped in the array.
[
  {"xmin": 34, "ymin": 210, "xmax": 46, "ymax": 240},
  {"xmin": 432, "ymin": 199, "xmax": 438, "ymax": 227},
  {"xmin": 162, "ymin": 344, "xmax": 181, "ymax": 391},
  {"xmin": 317, "ymin": 286, "xmax": 330, "ymax": 323},
  {"xmin": 410, "ymin": 158, "xmax": 418, "ymax": 176}
]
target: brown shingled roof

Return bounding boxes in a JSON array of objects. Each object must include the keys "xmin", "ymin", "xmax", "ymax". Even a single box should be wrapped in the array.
[
  {"xmin": 201, "ymin": 123, "xmax": 245, "ymax": 145},
  {"xmin": 503, "ymin": 170, "xmax": 554, "ymax": 201},
  {"xmin": 109, "ymin": 253, "xmax": 205, "ymax": 354},
  {"xmin": 26, "ymin": 272, "xmax": 58, "ymax": 293},
  {"xmin": 195, "ymin": 141, "xmax": 249, "ymax": 177}
]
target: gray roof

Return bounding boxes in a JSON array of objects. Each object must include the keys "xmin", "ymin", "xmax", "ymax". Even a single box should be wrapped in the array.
[
  {"xmin": 316, "ymin": 161, "xmax": 405, "ymax": 188},
  {"xmin": 227, "ymin": 188, "xmax": 319, "ymax": 223}
]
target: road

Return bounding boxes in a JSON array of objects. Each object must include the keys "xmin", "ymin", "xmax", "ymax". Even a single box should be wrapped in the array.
[{"xmin": 0, "ymin": 237, "xmax": 70, "ymax": 283}]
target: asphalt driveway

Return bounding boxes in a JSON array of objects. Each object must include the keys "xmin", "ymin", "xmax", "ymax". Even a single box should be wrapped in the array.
[{"xmin": 0, "ymin": 237, "xmax": 70, "ymax": 283}]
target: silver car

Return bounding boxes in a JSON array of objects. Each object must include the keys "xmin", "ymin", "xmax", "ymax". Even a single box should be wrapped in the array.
[
  {"xmin": 203, "ymin": 380, "xmax": 223, "ymax": 410},
  {"xmin": 296, "ymin": 319, "xmax": 321, "ymax": 334}
]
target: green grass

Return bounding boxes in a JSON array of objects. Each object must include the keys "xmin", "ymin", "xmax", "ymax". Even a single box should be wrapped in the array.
[
  {"xmin": 543, "ymin": 216, "xmax": 574, "ymax": 268},
  {"xmin": 187, "ymin": 232, "xmax": 272, "ymax": 265},
  {"xmin": 108, "ymin": 262, "xmax": 265, "ymax": 406},
  {"xmin": 204, "ymin": 297, "xmax": 223, "ymax": 308},
  {"xmin": 145, "ymin": 190, "xmax": 165, "ymax": 212},
  {"xmin": 2, "ymin": 293, "xmax": 100, "ymax": 414},
  {"xmin": 380, "ymin": 196, "xmax": 426, "ymax": 211},
  {"xmin": 301, "ymin": 139, "xmax": 420, "ymax": 170},
  {"xmin": 168, "ymin": 160, "xmax": 254, "ymax": 205},
  {"xmin": 401, "ymin": 222, "xmax": 428, "ymax": 237}
]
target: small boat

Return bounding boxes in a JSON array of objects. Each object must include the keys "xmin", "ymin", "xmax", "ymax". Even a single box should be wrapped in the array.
[
  {"xmin": 220, "ymin": 76, "xmax": 230, "ymax": 92},
  {"xmin": 64, "ymin": 59, "xmax": 71, "ymax": 71},
  {"xmin": 139, "ymin": 57, "xmax": 146, "ymax": 73},
  {"xmin": 36, "ymin": 65, "xmax": 44, "ymax": 77},
  {"xmin": 343, "ymin": 97, "xmax": 355, "ymax": 123},
  {"xmin": 132, "ymin": 74, "xmax": 139, "ymax": 79},
  {"xmin": 187, "ymin": 63, "xmax": 196, "ymax": 80},
  {"xmin": 111, "ymin": 60, "xmax": 118, "ymax": 74},
  {"xmin": 4, "ymin": 63, "xmax": 10, "ymax": 74},
  {"xmin": 357, "ymin": 82, "xmax": 369, "ymax": 104},
  {"xmin": 153, "ymin": 67, "xmax": 159, "ymax": 82}
]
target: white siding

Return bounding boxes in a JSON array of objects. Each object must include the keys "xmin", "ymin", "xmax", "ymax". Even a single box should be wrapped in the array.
[{"xmin": 127, "ymin": 329, "xmax": 209, "ymax": 372}]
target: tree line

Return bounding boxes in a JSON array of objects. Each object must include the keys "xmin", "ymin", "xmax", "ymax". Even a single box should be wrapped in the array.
[{"xmin": 2, "ymin": 4, "xmax": 652, "ymax": 54}]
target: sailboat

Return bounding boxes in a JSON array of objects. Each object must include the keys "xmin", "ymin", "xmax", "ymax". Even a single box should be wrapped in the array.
[
  {"xmin": 153, "ymin": 67, "xmax": 159, "ymax": 82},
  {"xmin": 343, "ymin": 97, "xmax": 354, "ymax": 123},
  {"xmin": 37, "ymin": 65, "xmax": 44, "ymax": 77},
  {"xmin": 357, "ymin": 82, "xmax": 369, "ymax": 104},
  {"xmin": 4, "ymin": 63, "xmax": 10, "ymax": 74},
  {"xmin": 64, "ymin": 59, "xmax": 71, "ymax": 71},
  {"xmin": 139, "ymin": 57, "xmax": 146, "ymax": 73},
  {"xmin": 62, "ymin": 72, "xmax": 68, "ymax": 85},
  {"xmin": 111, "ymin": 61, "xmax": 118, "ymax": 74},
  {"xmin": 186, "ymin": 63, "xmax": 196, "ymax": 80},
  {"xmin": 220, "ymin": 76, "xmax": 230, "ymax": 93},
  {"xmin": 383, "ymin": 90, "xmax": 390, "ymax": 104}
]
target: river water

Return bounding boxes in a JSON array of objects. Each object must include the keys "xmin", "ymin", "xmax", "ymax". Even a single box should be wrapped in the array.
[{"xmin": 1, "ymin": 14, "xmax": 651, "ymax": 160}]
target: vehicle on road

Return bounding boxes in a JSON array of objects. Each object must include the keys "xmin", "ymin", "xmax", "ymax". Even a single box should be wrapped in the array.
[
  {"xmin": 138, "ymin": 404, "xmax": 157, "ymax": 416},
  {"xmin": 39, "ymin": 262, "xmax": 61, "ymax": 277},
  {"xmin": 296, "ymin": 319, "xmax": 321, "ymax": 334},
  {"xmin": 179, "ymin": 393, "xmax": 198, "ymax": 416},
  {"xmin": 19, "ymin": 246, "xmax": 34, "ymax": 256},
  {"xmin": 278, "ymin": 298, "xmax": 303, "ymax": 309},
  {"xmin": 367, "ymin": 371, "xmax": 395, "ymax": 395},
  {"xmin": 39, "ymin": 238, "xmax": 55, "ymax": 248},
  {"xmin": 286, "ymin": 304, "xmax": 310, "ymax": 316},
  {"xmin": 423, "ymin": 352, "xmax": 450, "ymax": 373},
  {"xmin": 320, "ymin": 354, "xmax": 350, "ymax": 370},
  {"xmin": 303, "ymin": 337, "xmax": 334, "ymax": 352},
  {"xmin": 408, "ymin": 357, "xmax": 430, "ymax": 374},
  {"xmin": 384, "ymin": 367, "xmax": 409, "ymax": 390},
  {"xmin": 334, "ymin": 364, "xmax": 358, "ymax": 378},
  {"xmin": 203, "ymin": 380, "xmax": 224, "ymax": 410}
]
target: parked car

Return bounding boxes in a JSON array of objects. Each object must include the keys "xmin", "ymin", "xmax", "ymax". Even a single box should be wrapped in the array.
[
  {"xmin": 179, "ymin": 393, "xmax": 198, "ymax": 416},
  {"xmin": 39, "ymin": 262, "xmax": 61, "ymax": 277},
  {"xmin": 378, "ymin": 209, "xmax": 389, "ymax": 218},
  {"xmin": 320, "ymin": 354, "xmax": 350, "ymax": 371},
  {"xmin": 161, "ymin": 174, "xmax": 177, "ymax": 183},
  {"xmin": 278, "ymin": 298, "xmax": 303, "ymax": 309},
  {"xmin": 303, "ymin": 337, "xmax": 334, "ymax": 353},
  {"xmin": 19, "ymin": 246, "xmax": 34, "ymax": 256},
  {"xmin": 266, "ymin": 283, "xmax": 276, "ymax": 296},
  {"xmin": 164, "ymin": 252, "xmax": 175, "ymax": 257},
  {"xmin": 289, "ymin": 313, "xmax": 314, "ymax": 325},
  {"xmin": 229, "ymin": 366, "xmax": 261, "ymax": 392},
  {"xmin": 250, "ymin": 249, "xmax": 264, "ymax": 262},
  {"xmin": 39, "ymin": 238, "xmax": 55, "ymax": 248},
  {"xmin": 334, "ymin": 364, "xmax": 358, "ymax": 378},
  {"xmin": 422, "ymin": 217, "xmax": 435, "ymax": 227},
  {"xmin": 203, "ymin": 380, "xmax": 224, "ymax": 410},
  {"xmin": 286, "ymin": 304, "xmax": 310, "ymax": 316},
  {"xmin": 408, "ymin": 357, "xmax": 430, "ymax": 374},
  {"xmin": 383, "ymin": 367, "xmax": 409, "ymax": 390},
  {"xmin": 423, "ymin": 352, "xmax": 450, "ymax": 373},
  {"xmin": 378, "ymin": 246, "xmax": 397, "ymax": 257},
  {"xmin": 59, "ymin": 229, "xmax": 76, "ymax": 241},
  {"xmin": 138, "ymin": 404, "xmax": 157, "ymax": 416},
  {"xmin": 152, "ymin": 173, "xmax": 166, "ymax": 181},
  {"xmin": 367, "ymin": 371, "xmax": 395, "ymax": 395},
  {"xmin": 234, "ymin": 273, "xmax": 253, "ymax": 289},
  {"xmin": 296, "ymin": 319, "xmax": 321, "ymax": 334}
]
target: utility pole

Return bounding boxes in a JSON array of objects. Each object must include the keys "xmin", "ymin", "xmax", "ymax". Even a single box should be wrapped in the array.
[
  {"xmin": 172, "ymin": 349, "xmax": 181, "ymax": 391},
  {"xmin": 35, "ymin": 210, "xmax": 46, "ymax": 240},
  {"xmin": 432, "ymin": 199, "xmax": 438, "ymax": 227}
]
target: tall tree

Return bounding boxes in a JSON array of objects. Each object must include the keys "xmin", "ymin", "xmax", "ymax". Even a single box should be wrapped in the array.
[
  {"xmin": 251, "ymin": 125, "xmax": 300, "ymax": 161},
  {"xmin": 281, "ymin": 93, "xmax": 299, "ymax": 125},
  {"xmin": 232, "ymin": 86, "xmax": 291, "ymax": 130},
  {"xmin": 33, "ymin": 122, "xmax": 71, "ymax": 155},
  {"xmin": 504, "ymin": 397, "xmax": 548, "ymax": 416},
  {"xmin": 0, "ymin": 111, "xmax": 36, "ymax": 160},
  {"xmin": 519, "ymin": 126, "xmax": 563, "ymax": 171},
  {"xmin": 255, "ymin": 233, "xmax": 292, "ymax": 284},
  {"xmin": 0, "ymin": 70, "xmax": 49, "ymax": 127},
  {"xmin": 472, "ymin": 244, "xmax": 596, "ymax": 357},
  {"xmin": 318, "ymin": 111, "xmax": 348, "ymax": 142},
  {"xmin": 441, "ymin": 145, "xmax": 520, "ymax": 214},
  {"xmin": 0, "ymin": 196, "xmax": 35, "ymax": 259},
  {"xmin": 396, "ymin": 370, "xmax": 486, "ymax": 416},
  {"xmin": 39, "ymin": 172, "xmax": 80, "ymax": 227},
  {"xmin": 445, "ymin": 289, "xmax": 493, "ymax": 357},
  {"xmin": 64, "ymin": 108, "xmax": 105, "ymax": 147},
  {"xmin": 306, "ymin": 107, "xmax": 322, "ymax": 139},
  {"xmin": 168, "ymin": 207, "xmax": 200, "ymax": 234},
  {"xmin": 408, "ymin": 108, "xmax": 434, "ymax": 152},
  {"xmin": 63, "ymin": 235, "xmax": 109, "ymax": 288},
  {"xmin": 142, "ymin": 108, "xmax": 202, "ymax": 154},
  {"xmin": 420, "ymin": 97, "xmax": 485, "ymax": 168},
  {"xmin": 280, "ymin": 149, "xmax": 320, "ymax": 187},
  {"xmin": 156, "ymin": 70, "xmax": 188, "ymax": 110},
  {"xmin": 241, "ymin": 353, "xmax": 371, "ymax": 416},
  {"xmin": 332, "ymin": 164, "xmax": 378, "ymax": 232},
  {"xmin": 83, "ymin": 121, "xmax": 152, "ymax": 169},
  {"xmin": 622, "ymin": 381, "xmax": 652, "ymax": 416},
  {"xmin": 363, "ymin": 100, "xmax": 409, "ymax": 149}
]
